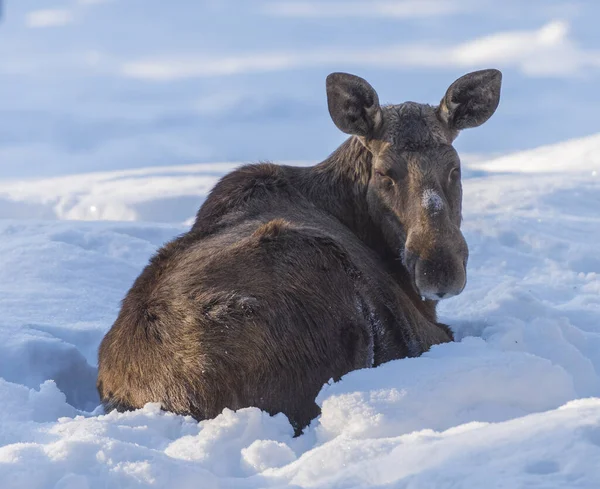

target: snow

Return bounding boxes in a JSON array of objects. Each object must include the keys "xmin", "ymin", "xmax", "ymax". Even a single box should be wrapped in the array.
[
  {"xmin": 0, "ymin": 133, "xmax": 599, "ymax": 488},
  {"xmin": 468, "ymin": 132, "xmax": 600, "ymax": 174},
  {"xmin": 2, "ymin": 2, "xmax": 600, "ymax": 485},
  {"xmin": 0, "ymin": 161, "xmax": 310, "ymax": 223}
]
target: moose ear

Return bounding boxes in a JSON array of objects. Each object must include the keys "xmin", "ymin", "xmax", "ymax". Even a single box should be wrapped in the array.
[
  {"xmin": 326, "ymin": 72, "xmax": 383, "ymax": 138},
  {"xmin": 438, "ymin": 69, "xmax": 502, "ymax": 132}
]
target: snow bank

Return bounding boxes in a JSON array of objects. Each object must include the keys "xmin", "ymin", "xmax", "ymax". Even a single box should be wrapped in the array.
[
  {"xmin": 468, "ymin": 132, "xmax": 600, "ymax": 174},
  {"xmin": 0, "ymin": 161, "xmax": 312, "ymax": 223},
  {"xmin": 1, "ymin": 133, "xmax": 599, "ymax": 224},
  {"xmin": 0, "ymin": 137, "xmax": 599, "ymax": 487}
]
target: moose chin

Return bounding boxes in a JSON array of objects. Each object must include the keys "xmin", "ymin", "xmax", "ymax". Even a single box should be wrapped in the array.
[{"xmin": 97, "ymin": 69, "xmax": 502, "ymax": 435}]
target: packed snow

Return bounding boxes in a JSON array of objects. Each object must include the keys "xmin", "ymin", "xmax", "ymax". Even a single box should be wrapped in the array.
[{"xmin": 0, "ymin": 134, "xmax": 599, "ymax": 488}]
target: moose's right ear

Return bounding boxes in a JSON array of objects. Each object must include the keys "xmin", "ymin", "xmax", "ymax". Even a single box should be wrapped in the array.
[{"xmin": 326, "ymin": 72, "xmax": 383, "ymax": 138}]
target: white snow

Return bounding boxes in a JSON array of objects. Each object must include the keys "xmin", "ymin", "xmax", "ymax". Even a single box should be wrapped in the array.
[
  {"xmin": 0, "ymin": 161, "xmax": 312, "ymax": 223},
  {"xmin": 468, "ymin": 132, "xmax": 600, "ymax": 174},
  {"xmin": 0, "ymin": 134, "xmax": 599, "ymax": 488}
]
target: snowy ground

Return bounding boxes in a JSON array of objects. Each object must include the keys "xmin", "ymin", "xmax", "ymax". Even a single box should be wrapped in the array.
[
  {"xmin": 2, "ymin": 1, "xmax": 600, "ymax": 486},
  {"xmin": 0, "ymin": 135, "xmax": 599, "ymax": 488}
]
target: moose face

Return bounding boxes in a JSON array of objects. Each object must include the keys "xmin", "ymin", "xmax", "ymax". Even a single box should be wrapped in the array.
[{"xmin": 326, "ymin": 69, "xmax": 502, "ymax": 300}]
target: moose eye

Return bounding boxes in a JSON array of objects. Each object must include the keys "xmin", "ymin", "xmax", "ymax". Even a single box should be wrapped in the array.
[
  {"xmin": 374, "ymin": 169, "xmax": 394, "ymax": 187},
  {"xmin": 449, "ymin": 167, "xmax": 461, "ymax": 183}
]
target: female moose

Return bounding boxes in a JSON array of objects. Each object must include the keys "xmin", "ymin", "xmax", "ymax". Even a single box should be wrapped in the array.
[{"xmin": 97, "ymin": 69, "xmax": 502, "ymax": 434}]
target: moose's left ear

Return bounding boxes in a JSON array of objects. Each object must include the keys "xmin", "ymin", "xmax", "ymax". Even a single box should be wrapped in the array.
[{"xmin": 438, "ymin": 69, "xmax": 502, "ymax": 132}]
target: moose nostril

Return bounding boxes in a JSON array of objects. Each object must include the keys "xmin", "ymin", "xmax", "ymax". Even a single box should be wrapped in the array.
[{"xmin": 436, "ymin": 292, "xmax": 447, "ymax": 299}]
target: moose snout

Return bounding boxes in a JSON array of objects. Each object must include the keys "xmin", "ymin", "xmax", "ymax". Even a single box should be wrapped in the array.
[
  {"xmin": 413, "ymin": 252, "xmax": 466, "ymax": 300},
  {"xmin": 404, "ymin": 233, "xmax": 468, "ymax": 301}
]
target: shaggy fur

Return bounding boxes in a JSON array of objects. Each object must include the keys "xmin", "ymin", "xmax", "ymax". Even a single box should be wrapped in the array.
[{"xmin": 97, "ymin": 69, "xmax": 502, "ymax": 434}]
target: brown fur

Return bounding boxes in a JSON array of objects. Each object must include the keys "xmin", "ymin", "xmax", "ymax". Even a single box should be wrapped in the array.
[{"xmin": 97, "ymin": 70, "xmax": 502, "ymax": 434}]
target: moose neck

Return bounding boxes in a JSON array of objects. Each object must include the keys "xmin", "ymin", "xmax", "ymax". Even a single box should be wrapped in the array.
[
  {"xmin": 293, "ymin": 136, "xmax": 396, "ymax": 259},
  {"xmin": 297, "ymin": 136, "xmax": 376, "ymax": 247},
  {"xmin": 294, "ymin": 136, "xmax": 438, "ymax": 322}
]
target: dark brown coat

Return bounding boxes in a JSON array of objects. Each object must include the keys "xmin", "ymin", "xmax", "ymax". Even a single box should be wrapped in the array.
[{"xmin": 97, "ymin": 69, "xmax": 502, "ymax": 433}]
